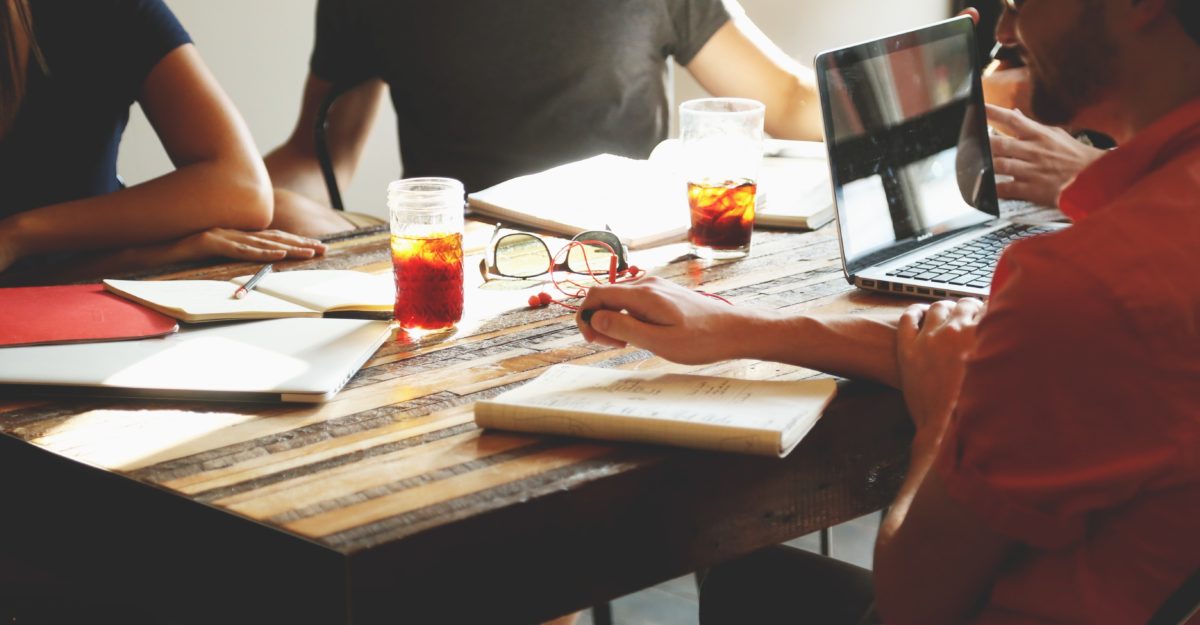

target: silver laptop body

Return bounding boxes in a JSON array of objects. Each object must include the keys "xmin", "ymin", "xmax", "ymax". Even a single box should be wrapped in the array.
[
  {"xmin": 0, "ymin": 318, "xmax": 392, "ymax": 403},
  {"xmin": 815, "ymin": 16, "xmax": 1064, "ymax": 300}
]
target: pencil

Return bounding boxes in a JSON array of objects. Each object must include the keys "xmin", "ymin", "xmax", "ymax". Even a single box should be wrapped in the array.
[{"xmin": 232, "ymin": 263, "xmax": 274, "ymax": 299}]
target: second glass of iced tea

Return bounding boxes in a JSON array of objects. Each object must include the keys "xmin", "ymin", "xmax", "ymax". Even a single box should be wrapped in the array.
[
  {"xmin": 388, "ymin": 178, "xmax": 465, "ymax": 332},
  {"xmin": 679, "ymin": 98, "xmax": 765, "ymax": 259}
]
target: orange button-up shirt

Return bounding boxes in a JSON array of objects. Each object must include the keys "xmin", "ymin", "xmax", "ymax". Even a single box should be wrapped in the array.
[{"xmin": 937, "ymin": 98, "xmax": 1200, "ymax": 625}]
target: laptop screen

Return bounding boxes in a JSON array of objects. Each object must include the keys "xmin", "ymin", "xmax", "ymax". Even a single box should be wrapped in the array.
[{"xmin": 816, "ymin": 17, "xmax": 999, "ymax": 274}]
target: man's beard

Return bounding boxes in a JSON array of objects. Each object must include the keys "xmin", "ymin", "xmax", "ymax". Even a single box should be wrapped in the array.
[{"xmin": 1024, "ymin": 6, "xmax": 1115, "ymax": 127}]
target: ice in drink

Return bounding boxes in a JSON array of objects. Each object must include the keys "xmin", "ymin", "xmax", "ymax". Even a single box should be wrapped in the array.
[
  {"xmin": 391, "ymin": 232, "xmax": 464, "ymax": 330},
  {"xmin": 688, "ymin": 179, "xmax": 757, "ymax": 252}
]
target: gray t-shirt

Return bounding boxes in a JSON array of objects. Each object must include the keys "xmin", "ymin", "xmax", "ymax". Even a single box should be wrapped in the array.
[{"xmin": 312, "ymin": 0, "xmax": 730, "ymax": 192}]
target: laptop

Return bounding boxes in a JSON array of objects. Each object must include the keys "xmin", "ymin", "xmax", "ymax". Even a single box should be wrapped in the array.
[
  {"xmin": 0, "ymin": 318, "xmax": 392, "ymax": 403},
  {"xmin": 814, "ymin": 16, "xmax": 1065, "ymax": 299}
]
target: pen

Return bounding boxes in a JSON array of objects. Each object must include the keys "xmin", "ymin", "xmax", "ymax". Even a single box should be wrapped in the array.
[{"xmin": 232, "ymin": 263, "xmax": 274, "ymax": 299}]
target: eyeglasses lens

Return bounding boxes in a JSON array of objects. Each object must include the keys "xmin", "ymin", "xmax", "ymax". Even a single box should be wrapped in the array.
[
  {"xmin": 566, "ymin": 241, "xmax": 618, "ymax": 274},
  {"xmin": 494, "ymin": 233, "xmax": 551, "ymax": 278},
  {"xmin": 566, "ymin": 232, "xmax": 625, "ymax": 274}
]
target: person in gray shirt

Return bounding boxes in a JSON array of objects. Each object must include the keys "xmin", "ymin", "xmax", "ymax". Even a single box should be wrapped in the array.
[{"xmin": 267, "ymin": 0, "xmax": 824, "ymax": 235}]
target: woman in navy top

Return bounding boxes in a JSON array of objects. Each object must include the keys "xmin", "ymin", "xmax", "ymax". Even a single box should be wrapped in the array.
[{"xmin": 0, "ymin": 0, "xmax": 324, "ymax": 283}]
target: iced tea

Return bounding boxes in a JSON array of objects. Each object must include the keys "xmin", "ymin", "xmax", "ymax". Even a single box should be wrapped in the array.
[
  {"xmin": 688, "ymin": 179, "xmax": 757, "ymax": 254},
  {"xmin": 391, "ymin": 232, "xmax": 464, "ymax": 330}
]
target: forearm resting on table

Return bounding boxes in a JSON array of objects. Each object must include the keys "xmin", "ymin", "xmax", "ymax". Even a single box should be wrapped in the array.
[
  {"xmin": 0, "ymin": 158, "xmax": 271, "ymax": 261},
  {"xmin": 739, "ymin": 309, "xmax": 901, "ymax": 387}
]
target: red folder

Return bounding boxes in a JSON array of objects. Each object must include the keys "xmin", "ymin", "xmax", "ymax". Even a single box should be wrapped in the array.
[{"xmin": 0, "ymin": 283, "xmax": 179, "ymax": 348}]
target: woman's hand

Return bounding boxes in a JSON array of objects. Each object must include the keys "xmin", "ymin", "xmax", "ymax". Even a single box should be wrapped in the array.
[
  {"xmin": 152, "ymin": 227, "xmax": 328, "ymax": 265},
  {"xmin": 896, "ymin": 299, "xmax": 985, "ymax": 434}
]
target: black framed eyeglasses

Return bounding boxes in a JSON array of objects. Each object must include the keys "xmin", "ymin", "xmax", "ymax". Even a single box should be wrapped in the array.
[{"xmin": 478, "ymin": 224, "xmax": 629, "ymax": 281}]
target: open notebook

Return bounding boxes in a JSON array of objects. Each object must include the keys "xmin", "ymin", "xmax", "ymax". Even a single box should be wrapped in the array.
[{"xmin": 105, "ymin": 269, "xmax": 393, "ymax": 323}]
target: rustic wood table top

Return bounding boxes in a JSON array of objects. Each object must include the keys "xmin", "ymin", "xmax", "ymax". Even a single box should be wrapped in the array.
[{"xmin": 0, "ymin": 218, "xmax": 934, "ymax": 624}]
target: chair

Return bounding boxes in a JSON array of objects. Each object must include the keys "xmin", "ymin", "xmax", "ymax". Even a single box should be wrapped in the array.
[
  {"xmin": 315, "ymin": 83, "xmax": 353, "ymax": 211},
  {"xmin": 314, "ymin": 83, "xmax": 386, "ymax": 228}
]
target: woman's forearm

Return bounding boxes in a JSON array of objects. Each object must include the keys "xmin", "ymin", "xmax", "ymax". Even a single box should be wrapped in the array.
[{"xmin": 1, "ymin": 156, "xmax": 271, "ymax": 262}]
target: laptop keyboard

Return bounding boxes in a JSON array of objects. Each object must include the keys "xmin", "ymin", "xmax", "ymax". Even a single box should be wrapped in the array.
[{"xmin": 885, "ymin": 224, "xmax": 1056, "ymax": 289}]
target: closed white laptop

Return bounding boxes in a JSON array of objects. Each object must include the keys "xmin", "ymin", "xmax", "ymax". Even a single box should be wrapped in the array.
[{"xmin": 0, "ymin": 318, "xmax": 392, "ymax": 403}]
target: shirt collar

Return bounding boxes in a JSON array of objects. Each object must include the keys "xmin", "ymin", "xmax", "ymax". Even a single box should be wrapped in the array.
[{"xmin": 1059, "ymin": 98, "xmax": 1200, "ymax": 222}]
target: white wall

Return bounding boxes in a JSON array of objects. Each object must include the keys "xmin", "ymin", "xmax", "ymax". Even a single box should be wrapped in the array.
[
  {"xmin": 119, "ymin": 0, "xmax": 948, "ymax": 221},
  {"xmin": 118, "ymin": 0, "xmax": 401, "ymax": 219}
]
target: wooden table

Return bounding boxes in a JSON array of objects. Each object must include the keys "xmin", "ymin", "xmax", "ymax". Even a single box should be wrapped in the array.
[{"xmin": 0, "ymin": 221, "xmax": 917, "ymax": 624}]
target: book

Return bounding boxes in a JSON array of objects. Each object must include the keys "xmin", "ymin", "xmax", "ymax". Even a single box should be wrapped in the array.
[
  {"xmin": 0, "ymin": 284, "xmax": 179, "ymax": 348},
  {"xmin": 467, "ymin": 154, "xmax": 689, "ymax": 250},
  {"xmin": 474, "ymin": 364, "xmax": 838, "ymax": 457},
  {"xmin": 756, "ymin": 140, "xmax": 835, "ymax": 230},
  {"xmin": 104, "ymin": 269, "xmax": 393, "ymax": 323}
]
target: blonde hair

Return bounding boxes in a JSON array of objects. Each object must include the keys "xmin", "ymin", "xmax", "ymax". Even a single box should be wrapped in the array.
[{"xmin": 1, "ymin": 0, "xmax": 46, "ymax": 138}]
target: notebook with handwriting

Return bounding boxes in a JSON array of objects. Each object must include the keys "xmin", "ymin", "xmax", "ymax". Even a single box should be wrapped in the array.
[
  {"xmin": 104, "ymin": 270, "xmax": 393, "ymax": 323},
  {"xmin": 474, "ymin": 364, "xmax": 837, "ymax": 457}
]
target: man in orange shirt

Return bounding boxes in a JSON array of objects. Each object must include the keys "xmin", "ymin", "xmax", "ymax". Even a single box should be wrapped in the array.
[{"xmin": 574, "ymin": 0, "xmax": 1200, "ymax": 623}]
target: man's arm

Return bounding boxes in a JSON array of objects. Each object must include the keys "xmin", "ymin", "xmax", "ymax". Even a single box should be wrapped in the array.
[
  {"xmin": 873, "ymin": 300, "xmax": 1014, "ymax": 625},
  {"xmin": 264, "ymin": 75, "xmax": 387, "ymax": 236},
  {"xmin": 575, "ymin": 277, "xmax": 902, "ymax": 386},
  {"xmin": 684, "ymin": 18, "xmax": 822, "ymax": 141}
]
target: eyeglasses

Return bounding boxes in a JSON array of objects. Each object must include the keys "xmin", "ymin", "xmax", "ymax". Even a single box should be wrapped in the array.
[
  {"xmin": 1003, "ymin": 0, "xmax": 1025, "ymax": 13},
  {"xmin": 478, "ymin": 224, "xmax": 629, "ymax": 282}
]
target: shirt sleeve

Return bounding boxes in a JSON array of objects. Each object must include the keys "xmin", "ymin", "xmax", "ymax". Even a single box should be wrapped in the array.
[
  {"xmin": 936, "ymin": 242, "xmax": 1178, "ymax": 550},
  {"xmin": 113, "ymin": 0, "xmax": 192, "ymax": 100},
  {"xmin": 310, "ymin": 0, "xmax": 377, "ymax": 86},
  {"xmin": 663, "ymin": 0, "xmax": 732, "ymax": 65}
]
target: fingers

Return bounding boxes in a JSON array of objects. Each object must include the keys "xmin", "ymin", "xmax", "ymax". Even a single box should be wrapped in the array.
[
  {"xmin": 577, "ymin": 278, "xmax": 680, "ymax": 328},
  {"xmin": 247, "ymin": 230, "xmax": 330, "ymax": 256},
  {"xmin": 201, "ymin": 228, "xmax": 327, "ymax": 261},
  {"xmin": 897, "ymin": 304, "xmax": 928, "ymax": 347},
  {"xmin": 950, "ymin": 298, "xmax": 986, "ymax": 324},
  {"xmin": 586, "ymin": 309, "xmax": 657, "ymax": 349},
  {"xmin": 923, "ymin": 300, "xmax": 955, "ymax": 330},
  {"xmin": 995, "ymin": 177, "xmax": 1055, "ymax": 207},
  {"xmin": 985, "ymin": 103, "xmax": 1037, "ymax": 140},
  {"xmin": 989, "ymin": 134, "xmax": 1039, "ymax": 164}
]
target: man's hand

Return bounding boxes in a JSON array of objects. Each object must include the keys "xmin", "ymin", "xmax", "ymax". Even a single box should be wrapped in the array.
[
  {"xmin": 150, "ymin": 227, "xmax": 328, "ymax": 266},
  {"xmin": 896, "ymin": 299, "xmax": 985, "ymax": 434},
  {"xmin": 987, "ymin": 104, "xmax": 1106, "ymax": 208},
  {"xmin": 576, "ymin": 277, "xmax": 746, "ymax": 365}
]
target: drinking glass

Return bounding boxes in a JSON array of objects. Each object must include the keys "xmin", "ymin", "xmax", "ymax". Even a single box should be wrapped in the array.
[
  {"xmin": 388, "ymin": 178, "xmax": 465, "ymax": 331},
  {"xmin": 679, "ymin": 98, "xmax": 765, "ymax": 259}
]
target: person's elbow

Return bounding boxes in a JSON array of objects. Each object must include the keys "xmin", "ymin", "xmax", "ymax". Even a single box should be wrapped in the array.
[{"xmin": 219, "ymin": 156, "xmax": 275, "ymax": 231}]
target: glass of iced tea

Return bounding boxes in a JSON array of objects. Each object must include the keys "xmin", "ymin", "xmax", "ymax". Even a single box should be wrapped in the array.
[
  {"xmin": 679, "ymin": 98, "xmax": 765, "ymax": 259},
  {"xmin": 387, "ymin": 178, "xmax": 465, "ymax": 331}
]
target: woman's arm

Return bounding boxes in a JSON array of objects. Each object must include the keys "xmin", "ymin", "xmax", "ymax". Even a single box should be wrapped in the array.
[{"xmin": 0, "ymin": 44, "xmax": 273, "ymax": 272}]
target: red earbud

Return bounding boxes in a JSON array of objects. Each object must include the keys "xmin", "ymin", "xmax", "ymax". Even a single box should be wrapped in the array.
[{"xmin": 528, "ymin": 291, "xmax": 555, "ymax": 308}]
